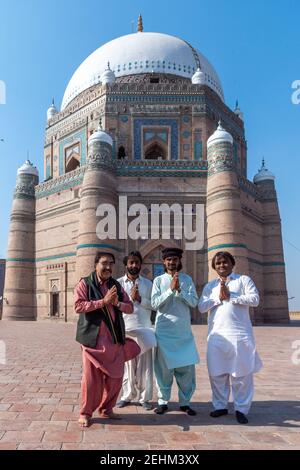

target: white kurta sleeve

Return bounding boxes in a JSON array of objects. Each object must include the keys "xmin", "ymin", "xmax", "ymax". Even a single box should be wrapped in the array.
[
  {"xmin": 140, "ymin": 280, "xmax": 153, "ymax": 311},
  {"xmin": 151, "ymin": 277, "xmax": 174, "ymax": 310},
  {"xmin": 175, "ymin": 278, "xmax": 198, "ymax": 308},
  {"xmin": 230, "ymin": 276, "xmax": 260, "ymax": 307},
  {"xmin": 198, "ymin": 282, "xmax": 222, "ymax": 313}
]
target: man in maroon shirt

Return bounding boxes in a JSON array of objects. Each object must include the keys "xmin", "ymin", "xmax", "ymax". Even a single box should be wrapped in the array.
[{"xmin": 74, "ymin": 252, "xmax": 139, "ymax": 427}]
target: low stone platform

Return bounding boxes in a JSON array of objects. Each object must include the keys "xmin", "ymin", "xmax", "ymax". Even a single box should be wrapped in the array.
[{"xmin": 0, "ymin": 322, "xmax": 299, "ymax": 450}]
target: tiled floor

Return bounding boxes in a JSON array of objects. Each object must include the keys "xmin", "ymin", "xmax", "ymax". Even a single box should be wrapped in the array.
[{"xmin": 0, "ymin": 321, "xmax": 299, "ymax": 450}]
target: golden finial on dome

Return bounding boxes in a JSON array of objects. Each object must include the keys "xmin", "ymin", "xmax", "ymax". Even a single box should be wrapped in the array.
[{"xmin": 138, "ymin": 14, "xmax": 143, "ymax": 32}]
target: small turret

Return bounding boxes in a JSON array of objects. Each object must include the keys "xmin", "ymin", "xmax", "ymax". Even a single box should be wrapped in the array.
[
  {"xmin": 234, "ymin": 100, "xmax": 244, "ymax": 121},
  {"xmin": 100, "ymin": 62, "xmax": 116, "ymax": 85},
  {"xmin": 253, "ymin": 159, "xmax": 275, "ymax": 184},
  {"xmin": 191, "ymin": 67, "xmax": 205, "ymax": 85},
  {"xmin": 47, "ymin": 99, "xmax": 58, "ymax": 122}
]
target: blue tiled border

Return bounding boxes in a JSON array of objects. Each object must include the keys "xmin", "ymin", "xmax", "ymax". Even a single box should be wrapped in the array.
[
  {"xmin": 59, "ymin": 128, "xmax": 87, "ymax": 176},
  {"xmin": 134, "ymin": 118, "xmax": 178, "ymax": 161}
]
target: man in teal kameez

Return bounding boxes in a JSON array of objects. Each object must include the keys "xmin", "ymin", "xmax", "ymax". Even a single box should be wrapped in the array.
[{"xmin": 151, "ymin": 248, "xmax": 200, "ymax": 415}]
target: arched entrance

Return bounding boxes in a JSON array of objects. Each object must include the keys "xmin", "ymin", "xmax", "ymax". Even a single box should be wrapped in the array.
[{"xmin": 144, "ymin": 142, "xmax": 166, "ymax": 160}]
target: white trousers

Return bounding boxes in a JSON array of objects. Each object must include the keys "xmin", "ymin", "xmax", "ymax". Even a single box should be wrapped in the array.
[
  {"xmin": 209, "ymin": 373, "xmax": 254, "ymax": 415},
  {"xmin": 120, "ymin": 349, "xmax": 153, "ymax": 404}
]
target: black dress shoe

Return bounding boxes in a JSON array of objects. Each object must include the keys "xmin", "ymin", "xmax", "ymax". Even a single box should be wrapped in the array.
[
  {"xmin": 116, "ymin": 400, "xmax": 130, "ymax": 408},
  {"xmin": 180, "ymin": 406, "xmax": 197, "ymax": 416},
  {"xmin": 236, "ymin": 411, "xmax": 248, "ymax": 424},
  {"xmin": 210, "ymin": 409, "xmax": 228, "ymax": 418},
  {"xmin": 154, "ymin": 404, "xmax": 168, "ymax": 415}
]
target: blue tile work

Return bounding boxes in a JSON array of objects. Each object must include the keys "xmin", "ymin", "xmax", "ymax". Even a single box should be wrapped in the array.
[
  {"xmin": 182, "ymin": 131, "xmax": 191, "ymax": 139},
  {"xmin": 145, "ymin": 131, "xmax": 168, "ymax": 143},
  {"xmin": 183, "ymin": 115, "xmax": 190, "ymax": 123},
  {"xmin": 134, "ymin": 119, "xmax": 178, "ymax": 160},
  {"xmin": 45, "ymin": 157, "xmax": 51, "ymax": 180},
  {"xmin": 194, "ymin": 141, "xmax": 203, "ymax": 160},
  {"xmin": 108, "ymin": 95, "xmax": 206, "ymax": 104},
  {"xmin": 59, "ymin": 128, "xmax": 87, "ymax": 175}
]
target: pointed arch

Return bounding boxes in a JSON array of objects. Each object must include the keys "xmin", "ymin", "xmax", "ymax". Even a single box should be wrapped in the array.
[
  {"xmin": 144, "ymin": 142, "xmax": 167, "ymax": 160},
  {"xmin": 65, "ymin": 142, "xmax": 81, "ymax": 174},
  {"xmin": 65, "ymin": 156, "xmax": 80, "ymax": 173}
]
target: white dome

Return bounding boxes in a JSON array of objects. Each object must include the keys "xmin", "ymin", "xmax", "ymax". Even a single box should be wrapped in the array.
[
  {"xmin": 61, "ymin": 32, "xmax": 224, "ymax": 110},
  {"xmin": 192, "ymin": 67, "xmax": 205, "ymax": 85},
  {"xmin": 88, "ymin": 126, "xmax": 113, "ymax": 147},
  {"xmin": 100, "ymin": 63, "xmax": 116, "ymax": 85},
  {"xmin": 207, "ymin": 122, "xmax": 233, "ymax": 149},
  {"xmin": 254, "ymin": 160, "xmax": 275, "ymax": 184},
  {"xmin": 17, "ymin": 160, "xmax": 39, "ymax": 177},
  {"xmin": 47, "ymin": 100, "xmax": 58, "ymax": 121}
]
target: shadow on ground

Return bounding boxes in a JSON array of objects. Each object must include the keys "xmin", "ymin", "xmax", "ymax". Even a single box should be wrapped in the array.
[{"xmin": 89, "ymin": 401, "xmax": 300, "ymax": 431}]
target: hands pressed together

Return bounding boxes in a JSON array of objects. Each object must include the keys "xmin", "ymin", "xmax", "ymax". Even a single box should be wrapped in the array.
[
  {"xmin": 219, "ymin": 280, "xmax": 230, "ymax": 301},
  {"xmin": 170, "ymin": 273, "xmax": 181, "ymax": 293},
  {"xmin": 130, "ymin": 284, "xmax": 141, "ymax": 303},
  {"xmin": 103, "ymin": 286, "xmax": 119, "ymax": 306}
]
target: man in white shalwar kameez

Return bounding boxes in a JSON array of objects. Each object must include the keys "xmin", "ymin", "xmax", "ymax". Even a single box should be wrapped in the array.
[
  {"xmin": 151, "ymin": 248, "xmax": 200, "ymax": 415},
  {"xmin": 117, "ymin": 251, "xmax": 156, "ymax": 410},
  {"xmin": 198, "ymin": 251, "xmax": 262, "ymax": 424}
]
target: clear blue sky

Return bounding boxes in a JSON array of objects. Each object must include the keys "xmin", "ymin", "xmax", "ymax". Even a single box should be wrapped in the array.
[{"xmin": 0, "ymin": 0, "xmax": 299, "ymax": 309}]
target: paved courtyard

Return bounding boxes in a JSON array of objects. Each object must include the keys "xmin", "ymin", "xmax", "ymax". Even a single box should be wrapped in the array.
[{"xmin": 0, "ymin": 321, "xmax": 299, "ymax": 450}]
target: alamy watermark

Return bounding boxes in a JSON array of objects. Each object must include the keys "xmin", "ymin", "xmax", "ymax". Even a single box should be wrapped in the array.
[
  {"xmin": 291, "ymin": 80, "xmax": 300, "ymax": 105},
  {"xmin": 0, "ymin": 340, "xmax": 6, "ymax": 365},
  {"xmin": 96, "ymin": 196, "xmax": 205, "ymax": 251},
  {"xmin": 0, "ymin": 80, "xmax": 6, "ymax": 105},
  {"xmin": 291, "ymin": 340, "xmax": 300, "ymax": 365}
]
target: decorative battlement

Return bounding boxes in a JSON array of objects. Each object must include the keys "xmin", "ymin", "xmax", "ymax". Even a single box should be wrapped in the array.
[
  {"xmin": 35, "ymin": 160, "xmax": 209, "ymax": 199},
  {"xmin": 46, "ymin": 82, "xmax": 245, "ymax": 144},
  {"xmin": 35, "ymin": 167, "xmax": 85, "ymax": 199},
  {"xmin": 238, "ymin": 175, "xmax": 261, "ymax": 199},
  {"xmin": 116, "ymin": 158, "xmax": 207, "ymax": 177},
  {"xmin": 35, "ymin": 160, "xmax": 275, "ymax": 200}
]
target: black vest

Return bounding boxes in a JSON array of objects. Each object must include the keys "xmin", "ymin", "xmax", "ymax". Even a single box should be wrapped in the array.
[{"xmin": 75, "ymin": 273, "xmax": 126, "ymax": 348}]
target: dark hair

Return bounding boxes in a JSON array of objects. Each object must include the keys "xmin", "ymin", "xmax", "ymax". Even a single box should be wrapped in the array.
[
  {"xmin": 211, "ymin": 251, "xmax": 235, "ymax": 270},
  {"xmin": 94, "ymin": 251, "xmax": 115, "ymax": 266},
  {"xmin": 123, "ymin": 250, "xmax": 143, "ymax": 266}
]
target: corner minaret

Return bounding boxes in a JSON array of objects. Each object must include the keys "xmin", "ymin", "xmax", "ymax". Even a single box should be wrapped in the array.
[
  {"xmin": 254, "ymin": 160, "xmax": 289, "ymax": 323},
  {"xmin": 206, "ymin": 122, "xmax": 249, "ymax": 279},
  {"xmin": 3, "ymin": 160, "xmax": 39, "ymax": 320},
  {"xmin": 75, "ymin": 121, "xmax": 118, "ymax": 285}
]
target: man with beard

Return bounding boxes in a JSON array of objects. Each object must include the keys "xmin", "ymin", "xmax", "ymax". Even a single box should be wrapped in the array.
[
  {"xmin": 117, "ymin": 251, "xmax": 156, "ymax": 410},
  {"xmin": 151, "ymin": 247, "xmax": 199, "ymax": 415},
  {"xmin": 74, "ymin": 252, "xmax": 140, "ymax": 427},
  {"xmin": 198, "ymin": 251, "xmax": 262, "ymax": 424}
]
